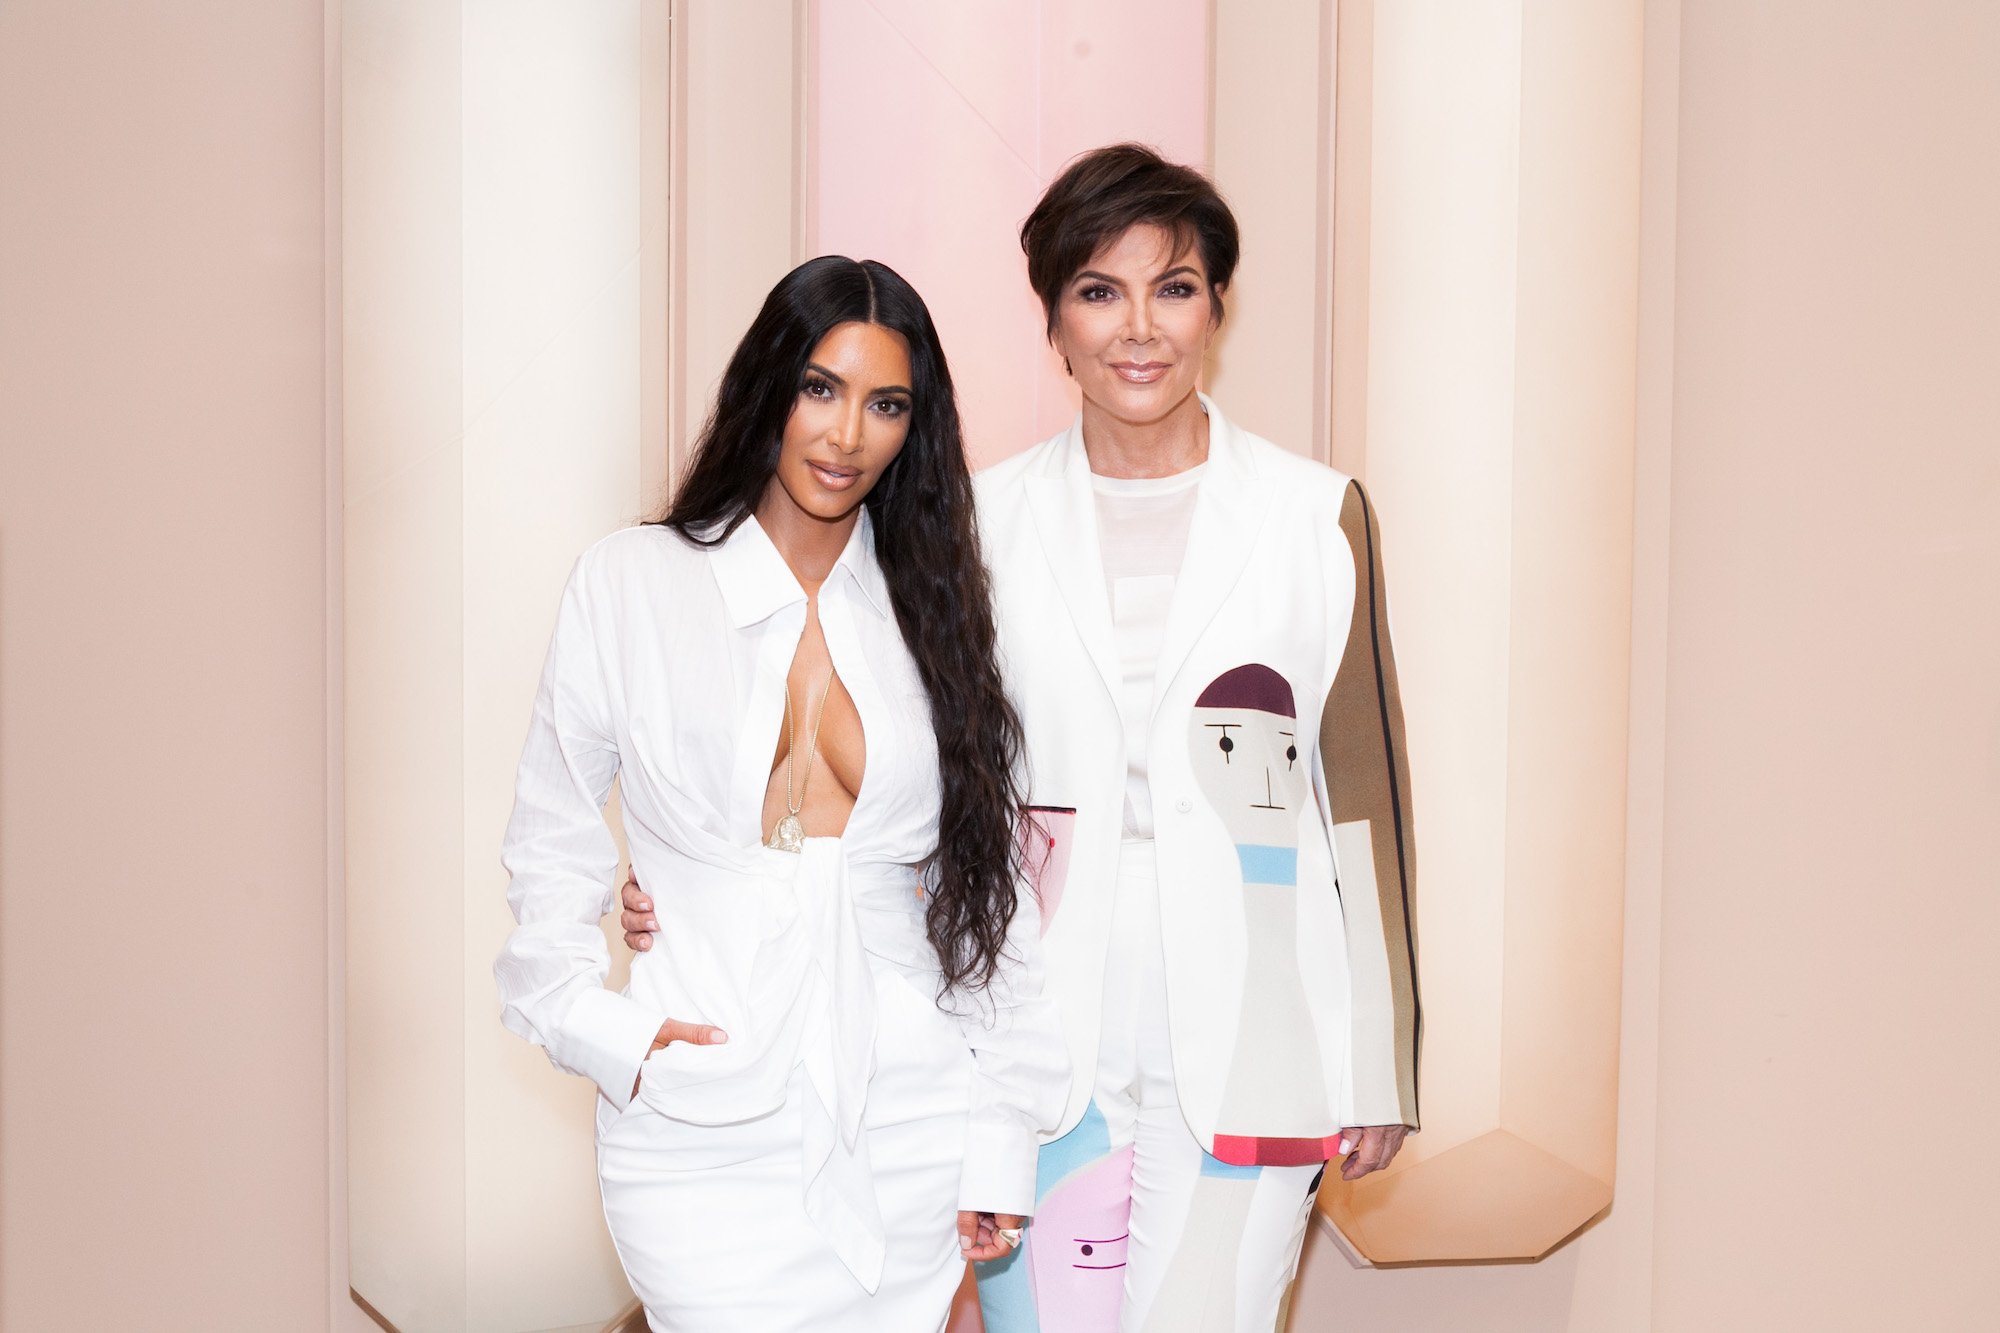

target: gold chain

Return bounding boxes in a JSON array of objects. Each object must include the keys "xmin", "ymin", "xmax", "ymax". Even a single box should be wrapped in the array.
[{"xmin": 782, "ymin": 665, "xmax": 838, "ymax": 822}]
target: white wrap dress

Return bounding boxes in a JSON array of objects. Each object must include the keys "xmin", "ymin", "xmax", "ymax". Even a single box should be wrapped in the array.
[{"xmin": 494, "ymin": 513, "xmax": 1068, "ymax": 1331}]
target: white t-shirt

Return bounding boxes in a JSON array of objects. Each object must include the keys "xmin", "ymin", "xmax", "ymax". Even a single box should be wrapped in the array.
[{"xmin": 1091, "ymin": 464, "xmax": 1205, "ymax": 836}]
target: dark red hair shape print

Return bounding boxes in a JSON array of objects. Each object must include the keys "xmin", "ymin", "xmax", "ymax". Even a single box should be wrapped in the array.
[{"xmin": 1194, "ymin": 663, "xmax": 1294, "ymax": 718}]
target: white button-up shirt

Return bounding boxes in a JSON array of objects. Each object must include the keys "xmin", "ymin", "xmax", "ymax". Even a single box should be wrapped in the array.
[{"xmin": 494, "ymin": 510, "xmax": 1067, "ymax": 1289}]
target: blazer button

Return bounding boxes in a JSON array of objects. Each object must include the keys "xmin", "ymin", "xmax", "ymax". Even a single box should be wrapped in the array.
[{"xmin": 1174, "ymin": 798, "xmax": 1192, "ymax": 814}]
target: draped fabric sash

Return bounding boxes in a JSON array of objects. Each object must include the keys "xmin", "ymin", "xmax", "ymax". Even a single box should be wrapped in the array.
[{"xmin": 626, "ymin": 838, "xmax": 930, "ymax": 1293}]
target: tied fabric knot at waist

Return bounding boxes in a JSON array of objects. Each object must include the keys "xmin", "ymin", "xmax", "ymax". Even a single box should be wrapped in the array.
[{"xmin": 625, "ymin": 837, "xmax": 932, "ymax": 1293}]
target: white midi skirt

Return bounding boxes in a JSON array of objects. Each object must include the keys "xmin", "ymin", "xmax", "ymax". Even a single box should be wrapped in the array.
[{"xmin": 596, "ymin": 951, "xmax": 975, "ymax": 1332}]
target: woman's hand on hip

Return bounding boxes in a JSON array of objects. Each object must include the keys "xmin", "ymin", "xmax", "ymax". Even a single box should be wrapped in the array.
[
  {"xmin": 958, "ymin": 1211, "xmax": 1026, "ymax": 1263},
  {"xmin": 620, "ymin": 868, "xmax": 658, "ymax": 953},
  {"xmin": 630, "ymin": 1017, "xmax": 728, "ymax": 1100}
]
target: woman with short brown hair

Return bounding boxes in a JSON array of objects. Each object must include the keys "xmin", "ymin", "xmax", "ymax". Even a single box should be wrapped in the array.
[{"xmin": 970, "ymin": 143, "xmax": 1420, "ymax": 1331}]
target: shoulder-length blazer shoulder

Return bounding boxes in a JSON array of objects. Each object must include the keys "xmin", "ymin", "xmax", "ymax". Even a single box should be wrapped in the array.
[{"xmin": 974, "ymin": 395, "xmax": 1419, "ymax": 1159}]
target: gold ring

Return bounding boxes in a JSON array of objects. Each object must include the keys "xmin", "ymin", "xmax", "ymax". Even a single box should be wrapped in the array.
[{"xmin": 996, "ymin": 1227, "xmax": 1023, "ymax": 1248}]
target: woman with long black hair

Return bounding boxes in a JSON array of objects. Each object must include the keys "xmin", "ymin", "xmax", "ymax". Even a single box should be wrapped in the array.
[{"xmin": 494, "ymin": 255, "xmax": 1066, "ymax": 1330}]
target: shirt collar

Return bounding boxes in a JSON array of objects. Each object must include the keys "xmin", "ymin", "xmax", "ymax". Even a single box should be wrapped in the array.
[{"xmin": 708, "ymin": 507, "xmax": 892, "ymax": 629}]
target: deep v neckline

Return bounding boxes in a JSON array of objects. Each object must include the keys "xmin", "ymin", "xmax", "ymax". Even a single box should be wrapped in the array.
[{"xmin": 760, "ymin": 593, "xmax": 873, "ymax": 848}]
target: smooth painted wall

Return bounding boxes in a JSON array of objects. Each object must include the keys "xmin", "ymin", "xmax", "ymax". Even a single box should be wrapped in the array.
[
  {"xmin": 1648, "ymin": 1, "xmax": 2000, "ymax": 1326},
  {"xmin": 0, "ymin": 1, "xmax": 340, "ymax": 1326},
  {"xmin": 1289, "ymin": 0, "xmax": 2000, "ymax": 1326}
]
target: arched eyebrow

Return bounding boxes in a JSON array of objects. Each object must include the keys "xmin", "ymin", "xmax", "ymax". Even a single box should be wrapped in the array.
[
  {"xmin": 805, "ymin": 362, "xmax": 911, "ymax": 397},
  {"xmin": 1072, "ymin": 265, "xmax": 1202, "ymax": 289}
]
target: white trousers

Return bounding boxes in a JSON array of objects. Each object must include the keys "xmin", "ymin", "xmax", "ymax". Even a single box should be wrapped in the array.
[
  {"xmin": 596, "ymin": 953, "xmax": 974, "ymax": 1332},
  {"xmin": 978, "ymin": 842, "xmax": 1325, "ymax": 1333}
]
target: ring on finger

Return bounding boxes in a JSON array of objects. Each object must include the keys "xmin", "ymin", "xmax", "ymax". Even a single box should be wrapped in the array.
[{"xmin": 996, "ymin": 1227, "xmax": 1023, "ymax": 1248}]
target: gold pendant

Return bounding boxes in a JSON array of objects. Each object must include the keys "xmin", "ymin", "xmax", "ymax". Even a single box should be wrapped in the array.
[{"xmin": 768, "ymin": 813, "xmax": 805, "ymax": 853}]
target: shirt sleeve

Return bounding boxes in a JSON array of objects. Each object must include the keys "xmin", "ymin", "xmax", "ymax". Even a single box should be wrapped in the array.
[
  {"xmin": 1321, "ymin": 480, "xmax": 1422, "ymax": 1130},
  {"xmin": 951, "ymin": 875, "xmax": 1070, "ymax": 1216},
  {"xmin": 493, "ymin": 557, "xmax": 664, "ymax": 1108}
]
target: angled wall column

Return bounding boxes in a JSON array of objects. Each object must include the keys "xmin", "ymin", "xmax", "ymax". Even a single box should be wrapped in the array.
[{"xmin": 1312, "ymin": 0, "xmax": 1643, "ymax": 1263}]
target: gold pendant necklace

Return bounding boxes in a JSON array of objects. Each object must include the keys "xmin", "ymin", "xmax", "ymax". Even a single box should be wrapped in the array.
[{"xmin": 768, "ymin": 665, "xmax": 837, "ymax": 852}]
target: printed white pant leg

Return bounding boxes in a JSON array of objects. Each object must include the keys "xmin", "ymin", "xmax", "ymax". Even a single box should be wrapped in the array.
[
  {"xmin": 978, "ymin": 842, "xmax": 1324, "ymax": 1333},
  {"xmin": 596, "ymin": 954, "xmax": 973, "ymax": 1333},
  {"xmin": 1106, "ymin": 844, "xmax": 1324, "ymax": 1333}
]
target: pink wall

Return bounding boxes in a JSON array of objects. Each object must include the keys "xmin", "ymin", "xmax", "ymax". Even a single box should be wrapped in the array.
[
  {"xmin": 1648, "ymin": 1, "xmax": 2000, "ymax": 1324},
  {"xmin": 0, "ymin": 1, "xmax": 339, "ymax": 1325},
  {"xmin": 808, "ymin": 0, "xmax": 1209, "ymax": 467}
]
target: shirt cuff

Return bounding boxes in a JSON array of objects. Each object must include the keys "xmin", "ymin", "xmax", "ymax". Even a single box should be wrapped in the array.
[
  {"xmin": 957, "ymin": 1118, "xmax": 1042, "ymax": 1217},
  {"xmin": 549, "ymin": 986, "xmax": 664, "ymax": 1109}
]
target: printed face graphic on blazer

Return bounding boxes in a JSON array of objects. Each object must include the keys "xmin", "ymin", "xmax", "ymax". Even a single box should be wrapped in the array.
[{"xmin": 1189, "ymin": 664, "xmax": 1305, "ymax": 851}]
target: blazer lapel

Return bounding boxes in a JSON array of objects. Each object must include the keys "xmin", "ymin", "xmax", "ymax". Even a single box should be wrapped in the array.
[
  {"xmin": 1024, "ymin": 420, "xmax": 1123, "ymax": 710},
  {"xmin": 1150, "ymin": 396, "xmax": 1272, "ymax": 722}
]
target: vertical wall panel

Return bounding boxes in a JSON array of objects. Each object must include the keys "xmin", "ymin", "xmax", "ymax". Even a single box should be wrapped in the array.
[
  {"xmin": 343, "ymin": 3, "xmax": 468, "ymax": 1326},
  {"xmin": 1349, "ymin": 0, "xmax": 1526, "ymax": 1160},
  {"xmin": 671, "ymin": 0, "xmax": 803, "ymax": 479},
  {"xmin": 1651, "ymin": 3, "xmax": 2000, "ymax": 1327},
  {"xmin": 1310, "ymin": 0, "xmax": 1640, "ymax": 1267},
  {"xmin": 344, "ymin": 3, "xmax": 666, "ymax": 1328},
  {"xmin": 0, "ymin": 1, "xmax": 336, "ymax": 1325},
  {"xmin": 1210, "ymin": 0, "xmax": 1338, "ymax": 456},
  {"xmin": 460, "ymin": 9, "xmax": 649, "ymax": 1327}
]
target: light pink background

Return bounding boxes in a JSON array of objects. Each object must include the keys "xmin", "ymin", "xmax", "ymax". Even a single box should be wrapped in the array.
[{"xmin": 809, "ymin": 0, "xmax": 1209, "ymax": 467}]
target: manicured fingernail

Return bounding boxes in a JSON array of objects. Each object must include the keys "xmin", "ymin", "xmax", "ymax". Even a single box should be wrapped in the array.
[
  {"xmin": 712, "ymin": 1031, "xmax": 728, "ymax": 1043},
  {"xmin": 646, "ymin": 918, "xmax": 658, "ymax": 930}
]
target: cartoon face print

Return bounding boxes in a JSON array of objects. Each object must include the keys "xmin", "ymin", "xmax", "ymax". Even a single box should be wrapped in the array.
[
  {"xmin": 1188, "ymin": 663, "xmax": 1307, "ymax": 850},
  {"xmin": 1027, "ymin": 1143, "xmax": 1134, "ymax": 1331}
]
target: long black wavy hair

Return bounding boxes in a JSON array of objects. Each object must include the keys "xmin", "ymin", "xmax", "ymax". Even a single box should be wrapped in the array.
[{"xmin": 655, "ymin": 255, "xmax": 1025, "ymax": 994}]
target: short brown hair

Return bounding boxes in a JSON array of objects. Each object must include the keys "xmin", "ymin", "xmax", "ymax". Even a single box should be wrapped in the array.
[{"xmin": 1020, "ymin": 143, "xmax": 1241, "ymax": 336}]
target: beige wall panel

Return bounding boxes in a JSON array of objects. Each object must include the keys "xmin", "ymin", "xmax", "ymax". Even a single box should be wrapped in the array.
[
  {"xmin": 640, "ymin": 2, "xmax": 675, "ymax": 507},
  {"xmin": 1327, "ymin": 0, "xmax": 1374, "ymax": 481},
  {"xmin": 345, "ymin": 2, "xmax": 674, "ymax": 1327},
  {"xmin": 1209, "ymin": 0, "xmax": 1335, "ymax": 456},
  {"xmin": 1559, "ymin": 0, "xmax": 1676, "ymax": 1321},
  {"xmin": 345, "ymin": 444, "xmax": 469, "ymax": 1330},
  {"xmin": 1496, "ymin": 0, "xmax": 1641, "ymax": 1187},
  {"xmin": 1341, "ymin": 0, "xmax": 1525, "ymax": 1158},
  {"xmin": 462, "ymin": 168, "xmax": 647, "ymax": 1333},
  {"xmin": 671, "ymin": 0, "xmax": 802, "ymax": 485},
  {"xmin": 1651, "ymin": 2, "xmax": 2000, "ymax": 1326},
  {"xmin": 462, "ymin": 3, "xmax": 646, "ymax": 422},
  {"xmin": 342, "ymin": 0, "xmax": 464, "ymax": 496},
  {"xmin": 343, "ymin": 0, "xmax": 469, "ymax": 1325},
  {"xmin": 0, "ymin": 0, "xmax": 335, "ymax": 1325},
  {"xmin": 1312, "ymin": 0, "xmax": 1639, "ymax": 1264}
]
